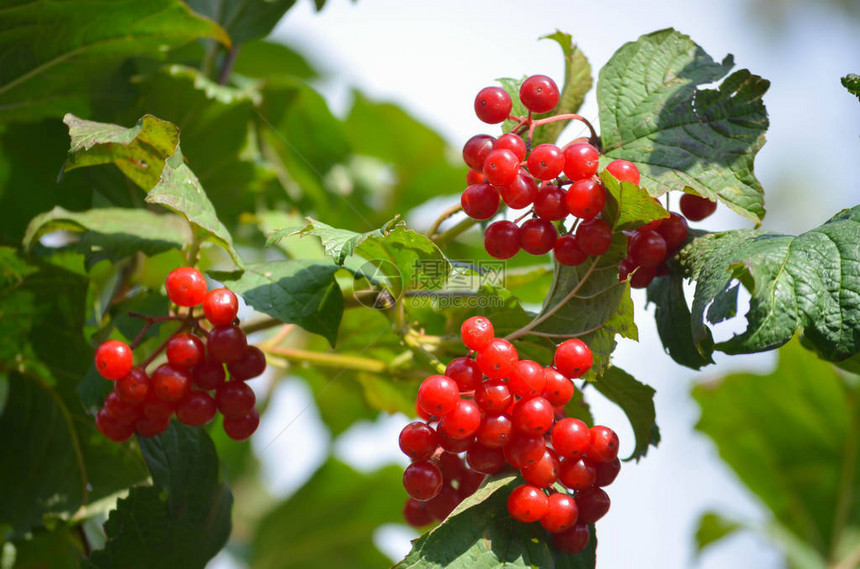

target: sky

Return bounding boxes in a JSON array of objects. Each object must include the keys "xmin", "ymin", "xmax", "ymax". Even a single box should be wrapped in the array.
[{"xmin": 212, "ymin": 1, "xmax": 860, "ymax": 567}]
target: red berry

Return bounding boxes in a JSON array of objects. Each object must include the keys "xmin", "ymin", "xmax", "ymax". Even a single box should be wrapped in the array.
[
  {"xmin": 565, "ymin": 178, "xmax": 606, "ymax": 219},
  {"xmin": 527, "ymin": 144, "xmax": 564, "ymax": 180},
  {"xmin": 512, "ymin": 396, "xmax": 554, "ymax": 435},
  {"xmin": 533, "ymin": 184, "xmax": 567, "ymax": 220},
  {"xmin": 399, "ymin": 421, "xmax": 440, "ymax": 460},
  {"xmin": 460, "ymin": 316, "xmax": 495, "ymax": 351},
  {"xmin": 521, "ymin": 448, "xmax": 561, "ymax": 487},
  {"xmin": 96, "ymin": 407, "xmax": 134, "ymax": 442},
  {"xmin": 417, "ymin": 375, "xmax": 460, "ymax": 416},
  {"xmin": 552, "ymin": 523, "xmax": 590, "ymax": 553},
  {"xmin": 484, "ymin": 220, "xmax": 520, "ymax": 260},
  {"xmin": 657, "ymin": 212, "xmax": 689, "ymax": 251},
  {"xmin": 227, "ymin": 345, "xmax": 267, "ymax": 380},
  {"xmin": 507, "ymin": 484, "xmax": 549, "ymax": 523},
  {"xmin": 203, "ymin": 288, "xmax": 239, "ymax": 327},
  {"xmin": 551, "ymin": 418, "xmax": 590, "ymax": 460},
  {"xmin": 558, "ymin": 457, "xmax": 597, "ymax": 491},
  {"xmin": 466, "ymin": 169, "xmax": 485, "ymax": 185},
  {"xmin": 215, "ymin": 380, "xmax": 256, "ymax": 418},
  {"xmin": 474, "ymin": 379, "xmax": 513, "ymax": 413},
  {"xmin": 605, "ymin": 159, "xmax": 640, "ymax": 185},
  {"xmin": 445, "ymin": 357, "xmax": 482, "ymax": 392},
  {"xmin": 426, "ymin": 483, "xmax": 460, "ymax": 521},
  {"xmin": 142, "ymin": 388, "xmax": 175, "ymax": 422},
  {"xmin": 462, "ymin": 134, "xmax": 496, "ymax": 170},
  {"xmin": 474, "ymin": 86, "xmax": 512, "ymax": 124},
  {"xmin": 554, "ymin": 234, "xmax": 588, "ymax": 266},
  {"xmin": 628, "ymin": 231, "xmax": 667, "ymax": 268},
  {"xmin": 475, "ymin": 413, "xmax": 513, "ymax": 448},
  {"xmin": 679, "ymin": 193, "xmax": 717, "ymax": 221},
  {"xmin": 176, "ymin": 390, "xmax": 217, "ymax": 426},
  {"xmin": 541, "ymin": 367, "xmax": 574, "ymax": 407},
  {"xmin": 476, "ymin": 338, "xmax": 519, "ymax": 379},
  {"xmin": 461, "ymin": 183, "xmax": 500, "ymax": 220},
  {"xmin": 499, "ymin": 171, "xmax": 538, "ymax": 209},
  {"xmin": 403, "ymin": 460, "xmax": 443, "ymax": 501},
  {"xmin": 465, "ymin": 442, "xmax": 506, "ymax": 474},
  {"xmin": 575, "ymin": 218, "xmax": 613, "ymax": 256},
  {"xmin": 495, "ymin": 133, "xmax": 526, "ymax": 160},
  {"xmin": 554, "ymin": 339, "xmax": 592, "ymax": 379},
  {"xmin": 223, "ymin": 408, "xmax": 259, "ymax": 441},
  {"xmin": 95, "ymin": 339, "xmax": 133, "ymax": 380},
  {"xmin": 519, "ymin": 75, "xmax": 560, "ymax": 113},
  {"xmin": 103, "ymin": 391, "xmax": 141, "ymax": 424},
  {"xmin": 457, "ymin": 469, "xmax": 486, "ymax": 499},
  {"xmin": 563, "ymin": 143, "xmax": 600, "ymax": 181},
  {"xmin": 115, "ymin": 366, "xmax": 150, "ymax": 405},
  {"xmin": 577, "ymin": 487, "xmax": 610, "ymax": 523},
  {"xmin": 503, "ymin": 433, "xmax": 546, "ymax": 468},
  {"xmin": 588, "ymin": 425, "xmax": 620, "ymax": 463},
  {"xmin": 403, "ymin": 498, "xmax": 434, "ymax": 528},
  {"xmin": 508, "ymin": 359, "xmax": 546, "ymax": 399},
  {"xmin": 519, "ymin": 218, "xmax": 557, "ymax": 255},
  {"xmin": 134, "ymin": 414, "xmax": 171, "ymax": 438},
  {"xmin": 483, "ymin": 148, "xmax": 520, "ymax": 187},
  {"xmin": 151, "ymin": 363, "xmax": 191, "ymax": 403},
  {"xmin": 436, "ymin": 427, "xmax": 474, "ymax": 454},
  {"xmin": 192, "ymin": 358, "xmax": 226, "ymax": 390},
  {"xmin": 165, "ymin": 267, "xmax": 207, "ymax": 307},
  {"xmin": 541, "ymin": 492, "xmax": 579, "ymax": 533},
  {"xmin": 594, "ymin": 457, "xmax": 621, "ymax": 487},
  {"xmin": 437, "ymin": 452, "xmax": 464, "ymax": 480},
  {"xmin": 165, "ymin": 333, "xmax": 205, "ymax": 369},
  {"xmin": 207, "ymin": 325, "xmax": 248, "ymax": 363},
  {"xmin": 629, "ymin": 264, "xmax": 657, "ymax": 289},
  {"xmin": 439, "ymin": 400, "xmax": 482, "ymax": 439}
]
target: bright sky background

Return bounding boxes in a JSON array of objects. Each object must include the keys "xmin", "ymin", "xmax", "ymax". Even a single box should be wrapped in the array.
[{"xmin": 211, "ymin": 1, "xmax": 860, "ymax": 567}]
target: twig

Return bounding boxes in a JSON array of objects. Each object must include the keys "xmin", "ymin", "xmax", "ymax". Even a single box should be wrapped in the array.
[{"xmin": 427, "ymin": 204, "xmax": 464, "ymax": 238}]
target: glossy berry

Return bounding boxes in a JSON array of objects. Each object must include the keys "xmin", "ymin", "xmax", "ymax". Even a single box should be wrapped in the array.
[
  {"xmin": 527, "ymin": 144, "xmax": 564, "ymax": 180},
  {"xmin": 512, "ymin": 396, "xmax": 554, "ymax": 435},
  {"xmin": 207, "ymin": 325, "xmax": 248, "ymax": 363},
  {"xmin": 484, "ymin": 220, "xmax": 520, "ymax": 260},
  {"xmin": 115, "ymin": 366, "xmax": 150, "ymax": 405},
  {"xmin": 227, "ymin": 345, "xmax": 266, "ymax": 380},
  {"xmin": 554, "ymin": 234, "xmax": 588, "ymax": 266},
  {"xmin": 541, "ymin": 367, "xmax": 574, "ymax": 407},
  {"xmin": 476, "ymin": 413, "xmax": 513, "ymax": 448},
  {"xmin": 679, "ymin": 193, "xmax": 717, "ymax": 221},
  {"xmin": 503, "ymin": 433, "xmax": 546, "ymax": 468},
  {"xmin": 482, "ymin": 148, "xmax": 520, "ymax": 187},
  {"xmin": 541, "ymin": 492, "xmax": 579, "ymax": 534},
  {"xmin": 594, "ymin": 457, "xmax": 621, "ymax": 487},
  {"xmin": 474, "ymin": 86, "xmax": 512, "ymax": 124},
  {"xmin": 466, "ymin": 169, "xmax": 485, "ymax": 185},
  {"xmin": 95, "ymin": 339, "xmax": 133, "ymax": 380},
  {"xmin": 476, "ymin": 338, "xmax": 519, "ymax": 379},
  {"xmin": 461, "ymin": 183, "xmax": 500, "ymax": 220},
  {"xmin": 133, "ymin": 414, "xmax": 170, "ymax": 438},
  {"xmin": 628, "ymin": 231, "xmax": 667, "ymax": 268},
  {"xmin": 403, "ymin": 498, "xmax": 434, "ymax": 528},
  {"xmin": 103, "ymin": 391, "xmax": 141, "ymax": 424},
  {"xmin": 165, "ymin": 266, "xmax": 208, "ymax": 307},
  {"xmin": 551, "ymin": 418, "xmax": 591, "ymax": 459},
  {"xmin": 533, "ymin": 184, "xmax": 567, "ymax": 220},
  {"xmin": 588, "ymin": 425, "xmax": 620, "ymax": 463},
  {"xmin": 495, "ymin": 133, "xmax": 526, "ymax": 160},
  {"xmin": 151, "ymin": 364, "xmax": 191, "ymax": 403},
  {"xmin": 559, "ymin": 457, "xmax": 597, "ymax": 491},
  {"xmin": 458, "ymin": 469, "xmax": 486, "ymax": 499},
  {"xmin": 657, "ymin": 212, "xmax": 689, "ymax": 251},
  {"xmin": 565, "ymin": 178, "xmax": 606, "ymax": 219},
  {"xmin": 165, "ymin": 333, "xmax": 205, "ymax": 369},
  {"xmin": 508, "ymin": 359, "xmax": 546, "ymax": 398},
  {"xmin": 176, "ymin": 391, "xmax": 217, "ymax": 426},
  {"xmin": 142, "ymin": 388, "xmax": 175, "ymax": 422},
  {"xmin": 436, "ymin": 427, "xmax": 474, "ymax": 454},
  {"xmin": 465, "ymin": 442, "xmax": 506, "ymax": 474},
  {"xmin": 426, "ymin": 484, "xmax": 460, "ymax": 521},
  {"xmin": 507, "ymin": 483, "xmax": 549, "ymax": 523},
  {"xmin": 552, "ymin": 524, "xmax": 591, "ymax": 554},
  {"xmin": 519, "ymin": 218, "xmax": 557, "ymax": 255},
  {"xmin": 629, "ymin": 264, "xmax": 657, "ymax": 289},
  {"xmin": 474, "ymin": 379, "xmax": 513, "ymax": 413},
  {"xmin": 562, "ymin": 143, "xmax": 600, "ymax": 181},
  {"xmin": 215, "ymin": 380, "xmax": 256, "ymax": 418},
  {"xmin": 521, "ymin": 448, "xmax": 561, "ymax": 488},
  {"xmin": 499, "ymin": 171, "xmax": 538, "ymax": 209},
  {"xmin": 223, "ymin": 408, "xmax": 260, "ymax": 441},
  {"xmin": 554, "ymin": 339, "xmax": 593, "ymax": 379},
  {"xmin": 192, "ymin": 358, "xmax": 226, "ymax": 390},
  {"xmin": 439, "ymin": 399, "xmax": 482, "ymax": 439},
  {"xmin": 605, "ymin": 159, "xmax": 640, "ymax": 185},
  {"xmin": 399, "ymin": 421, "xmax": 440, "ymax": 460},
  {"xmin": 417, "ymin": 375, "xmax": 460, "ymax": 416},
  {"xmin": 462, "ymin": 134, "xmax": 496, "ymax": 170},
  {"xmin": 460, "ymin": 316, "xmax": 494, "ymax": 351},
  {"xmin": 575, "ymin": 218, "xmax": 613, "ymax": 256},
  {"xmin": 445, "ymin": 357, "xmax": 482, "ymax": 391},
  {"xmin": 96, "ymin": 408, "xmax": 134, "ymax": 442},
  {"xmin": 577, "ymin": 487, "xmax": 611, "ymax": 523},
  {"xmin": 520, "ymin": 75, "xmax": 560, "ymax": 113},
  {"xmin": 203, "ymin": 288, "xmax": 239, "ymax": 327},
  {"xmin": 403, "ymin": 460, "xmax": 444, "ymax": 501}
]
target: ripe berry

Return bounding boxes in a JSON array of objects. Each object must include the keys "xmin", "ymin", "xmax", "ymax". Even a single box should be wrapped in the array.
[
  {"xmin": 403, "ymin": 498, "xmax": 434, "ymax": 528},
  {"xmin": 605, "ymin": 159, "xmax": 641, "ymax": 185},
  {"xmin": 165, "ymin": 333, "xmax": 205, "ymax": 369},
  {"xmin": 554, "ymin": 234, "xmax": 588, "ymax": 266},
  {"xmin": 495, "ymin": 133, "xmax": 526, "ymax": 160},
  {"xmin": 657, "ymin": 212, "xmax": 689, "ymax": 251},
  {"xmin": 519, "ymin": 218, "xmax": 557, "ymax": 255},
  {"xmin": 507, "ymin": 483, "xmax": 549, "ymax": 523},
  {"xmin": 554, "ymin": 339, "xmax": 593, "ymax": 379},
  {"xmin": 628, "ymin": 231, "xmax": 667, "ymax": 268},
  {"xmin": 577, "ymin": 487, "xmax": 611, "ymax": 523},
  {"xmin": 533, "ymin": 184, "xmax": 567, "ymax": 220},
  {"xmin": 151, "ymin": 364, "xmax": 191, "ymax": 403},
  {"xmin": 215, "ymin": 380, "xmax": 256, "ymax": 418},
  {"xmin": 594, "ymin": 457, "xmax": 621, "ymax": 487},
  {"xmin": 436, "ymin": 427, "xmax": 474, "ymax": 454},
  {"xmin": 457, "ymin": 469, "xmax": 486, "ymax": 499},
  {"xmin": 503, "ymin": 433, "xmax": 546, "ymax": 468},
  {"xmin": 115, "ymin": 366, "xmax": 150, "ymax": 405},
  {"xmin": 176, "ymin": 390, "xmax": 217, "ymax": 426},
  {"xmin": 552, "ymin": 523, "xmax": 590, "ymax": 554},
  {"xmin": 103, "ymin": 391, "xmax": 141, "ymax": 424},
  {"xmin": 476, "ymin": 338, "xmax": 519, "ymax": 379},
  {"xmin": 466, "ymin": 169, "xmax": 485, "ymax": 185},
  {"xmin": 96, "ymin": 407, "xmax": 134, "ymax": 442},
  {"xmin": 541, "ymin": 492, "xmax": 579, "ymax": 534},
  {"xmin": 483, "ymin": 148, "xmax": 520, "ymax": 187},
  {"xmin": 445, "ymin": 357, "xmax": 482, "ymax": 392},
  {"xmin": 521, "ymin": 448, "xmax": 561, "ymax": 487},
  {"xmin": 575, "ymin": 218, "xmax": 613, "ymax": 256},
  {"xmin": 462, "ymin": 134, "xmax": 496, "ymax": 170},
  {"xmin": 474, "ymin": 379, "xmax": 513, "ymax": 413},
  {"xmin": 499, "ymin": 171, "xmax": 538, "ymax": 209},
  {"xmin": 203, "ymin": 288, "xmax": 239, "ymax": 327},
  {"xmin": 426, "ymin": 484, "xmax": 460, "ymax": 521},
  {"xmin": 461, "ymin": 183, "xmax": 500, "ymax": 220},
  {"xmin": 541, "ymin": 367, "xmax": 574, "ymax": 407},
  {"xmin": 475, "ymin": 413, "xmax": 513, "ymax": 448},
  {"xmin": 512, "ymin": 396, "xmax": 554, "ymax": 435},
  {"xmin": 679, "ymin": 193, "xmax": 717, "ymax": 221},
  {"xmin": 484, "ymin": 220, "xmax": 520, "ymax": 260},
  {"xmin": 417, "ymin": 375, "xmax": 460, "ymax": 416},
  {"xmin": 460, "ymin": 316, "xmax": 494, "ymax": 351},
  {"xmin": 527, "ymin": 144, "xmax": 564, "ymax": 180},
  {"xmin": 208, "ymin": 325, "xmax": 248, "ymax": 363},
  {"xmin": 165, "ymin": 266, "xmax": 208, "ymax": 307},
  {"xmin": 559, "ymin": 457, "xmax": 597, "ymax": 491},
  {"xmin": 403, "ymin": 460, "xmax": 444, "ymax": 501},
  {"xmin": 551, "ymin": 418, "xmax": 591, "ymax": 459},
  {"xmin": 465, "ymin": 442, "xmax": 506, "ymax": 474},
  {"xmin": 629, "ymin": 264, "xmax": 657, "ymax": 289},
  {"xmin": 192, "ymin": 358, "xmax": 226, "ymax": 390},
  {"xmin": 565, "ymin": 178, "xmax": 606, "ymax": 219},
  {"xmin": 439, "ymin": 399, "xmax": 482, "ymax": 439},
  {"xmin": 474, "ymin": 86, "xmax": 512, "ymax": 124},
  {"xmin": 133, "ymin": 414, "xmax": 171, "ymax": 438},
  {"xmin": 227, "ymin": 345, "xmax": 267, "ymax": 380},
  {"xmin": 399, "ymin": 421, "xmax": 440, "ymax": 460},
  {"xmin": 142, "ymin": 388, "xmax": 175, "ymax": 422},
  {"xmin": 508, "ymin": 359, "xmax": 546, "ymax": 398},
  {"xmin": 223, "ymin": 408, "xmax": 260, "ymax": 441},
  {"xmin": 588, "ymin": 425, "xmax": 620, "ymax": 463},
  {"xmin": 95, "ymin": 339, "xmax": 133, "ymax": 380},
  {"xmin": 519, "ymin": 75, "xmax": 560, "ymax": 113},
  {"xmin": 563, "ymin": 143, "xmax": 600, "ymax": 181}
]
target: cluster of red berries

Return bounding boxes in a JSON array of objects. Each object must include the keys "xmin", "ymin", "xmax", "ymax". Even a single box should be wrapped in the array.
[
  {"xmin": 399, "ymin": 316, "xmax": 620, "ymax": 554},
  {"xmin": 93, "ymin": 267, "xmax": 264, "ymax": 442}
]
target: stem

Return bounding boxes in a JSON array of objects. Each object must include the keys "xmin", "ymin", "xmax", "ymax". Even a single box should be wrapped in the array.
[
  {"xmin": 433, "ymin": 216, "xmax": 478, "ymax": 247},
  {"xmin": 141, "ymin": 322, "xmax": 189, "ymax": 370},
  {"xmin": 531, "ymin": 113, "xmax": 599, "ymax": 142},
  {"xmin": 265, "ymin": 346, "xmax": 388, "ymax": 374},
  {"xmin": 76, "ymin": 524, "xmax": 91, "ymax": 557},
  {"xmin": 241, "ymin": 316, "xmax": 285, "ymax": 336},
  {"xmin": 128, "ymin": 313, "xmax": 184, "ymax": 349},
  {"xmin": 830, "ymin": 388, "xmax": 859, "ymax": 563},
  {"xmin": 427, "ymin": 204, "xmax": 463, "ymax": 238},
  {"xmin": 185, "ymin": 226, "xmax": 202, "ymax": 267},
  {"xmin": 217, "ymin": 45, "xmax": 240, "ymax": 86},
  {"xmin": 403, "ymin": 332, "xmax": 447, "ymax": 375},
  {"xmin": 514, "ymin": 208, "xmax": 535, "ymax": 224}
]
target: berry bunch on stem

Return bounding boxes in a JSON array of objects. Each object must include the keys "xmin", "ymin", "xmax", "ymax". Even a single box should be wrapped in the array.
[
  {"xmin": 399, "ymin": 316, "xmax": 621, "ymax": 555},
  {"xmin": 93, "ymin": 267, "xmax": 264, "ymax": 443}
]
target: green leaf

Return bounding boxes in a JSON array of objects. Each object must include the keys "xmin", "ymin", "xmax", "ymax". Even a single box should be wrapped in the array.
[
  {"xmin": 498, "ymin": 76, "xmax": 529, "ymax": 134},
  {"xmin": 63, "ymin": 114, "xmax": 243, "ymax": 266},
  {"xmin": 692, "ymin": 339, "xmax": 860, "ymax": 557},
  {"xmin": 598, "ymin": 29, "xmax": 769, "ymax": 223},
  {"xmin": 85, "ymin": 423, "xmax": 232, "ymax": 569},
  {"xmin": 533, "ymin": 31, "xmax": 593, "ymax": 146},
  {"xmin": 679, "ymin": 205, "xmax": 860, "ymax": 362},
  {"xmin": 272, "ymin": 217, "xmax": 399, "ymax": 264},
  {"xmin": 251, "ymin": 460, "xmax": 403, "ymax": 569},
  {"xmin": 842, "ymin": 74, "xmax": 860, "ymax": 102},
  {"xmin": 591, "ymin": 366, "xmax": 659, "ymax": 461},
  {"xmin": 211, "ymin": 260, "xmax": 344, "ymax": 346},
  {"xmin": 232, "ymin": 40, "xmax": 318, "ymax": 80},
  {"xmin": 184, "ymin": 0, "xmax": 297, "ymax": 44},
  {"xmin": 600, "ymin": 170, "xmax": 669, "ymax": 231},
  {"xmin": 0, "ymin": 0, "xmax": 229, "ymax": 122},
  {"xmin": 9, "ymin": 524, "xmax": 84, "ymax": 568},
  {"xmin": 694, "ymin": 512, "xmax": 742, "ymax": 553},
  {"xmin": 394, "ymin": 473, "xmax": 596, "ymax": 569},
  {"xmin": 23, "ymin": 206, "xmax": 189, "ymax": 268}
]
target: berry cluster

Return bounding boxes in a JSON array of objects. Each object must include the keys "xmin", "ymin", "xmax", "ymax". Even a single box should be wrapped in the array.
[
  {"xmin": 399, "ymin": 316, "xmax": 621, "ymax": 554},
  {"xmin": 93, "ymin": 267, "xmax": 264, "ymax": 442},
  {"xmin": 460, "ymin": 75, "xmax": 718, "ymax": 279}
]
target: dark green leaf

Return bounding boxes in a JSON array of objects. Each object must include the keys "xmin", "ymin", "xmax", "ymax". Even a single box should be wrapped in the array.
[
  {"xmin": 692, "ymin": 339, "xmax": 860, "ymax": 557},
  {"xmin": 211, "ymin": 260, "xmax": 343, "ymax": 345},
  {"xmin": 694, "ymin": 512, "xmax": 742, "ymax": 553},
  {"xmin": 184, "ymin": 0, "xmax": 297, "ymax": 44},
  {"xmin": 842, "ymin": 74, "xmax": 860, "ymax": 102},
  {"xmin": 9, "ymin": 524, "xmax": 83, "ymax": 568},
  {"xmin": 0, "ymin": 0, "xmax": 229, "ymax": 122},
  {"xmin": 251, "ymin": 460, "xmax": 403, "ymax": 569},
  {"xmin": 86, "ymin": 423, "xmax": 232, "ymax": 569},
  {"xmin": 591, "ymin": 366, "xmax": 659, "ymax": 461},
  {"xmin": 598, "ymin": 29, "xmax": 769, "ymax": 223},
  {"xmin": 679, "ymin": 205, "xmax": 860, "ymax": 361}
]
